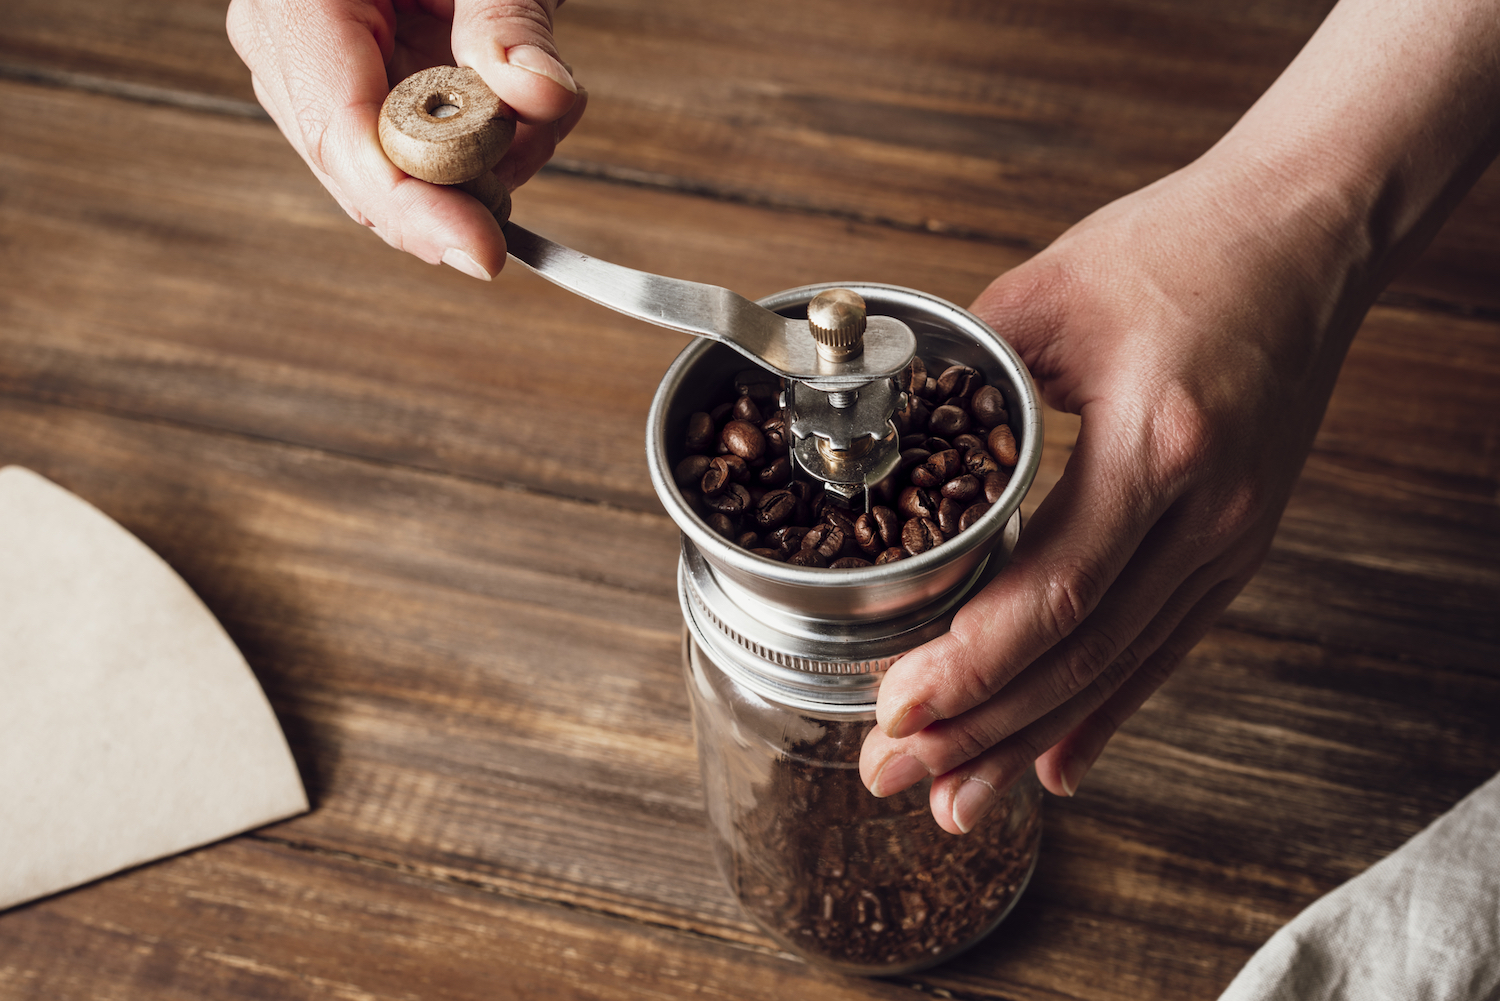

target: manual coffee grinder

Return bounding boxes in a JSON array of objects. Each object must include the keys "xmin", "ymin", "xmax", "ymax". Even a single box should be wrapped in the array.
[{"xmin": 381, "ymin": 67, "xmax": 1045, "ymax": 975}]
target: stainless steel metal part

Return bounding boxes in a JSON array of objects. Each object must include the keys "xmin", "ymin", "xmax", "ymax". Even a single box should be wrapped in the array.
[{"xmin": 503, "ymin": 223, "xmax": 914, "ymax": 389}]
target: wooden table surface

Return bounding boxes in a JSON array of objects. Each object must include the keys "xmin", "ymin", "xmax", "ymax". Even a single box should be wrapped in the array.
[{"xmin": 3, "ymin": 2, "xmax": 1498, "ymax": 998}]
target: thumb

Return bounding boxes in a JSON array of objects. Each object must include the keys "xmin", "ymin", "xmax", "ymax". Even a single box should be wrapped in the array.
[
  {"xmin": 967, "ymin": 255, "xmax": 1076, "ymax": 386},
  {"xmin": 451, "ymin": 0, "xmax": 578, "ymax": 125}
]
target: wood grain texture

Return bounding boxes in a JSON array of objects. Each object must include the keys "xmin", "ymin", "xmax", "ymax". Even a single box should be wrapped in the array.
[
  {"xmin": 1, "ymin": 0, "xmax": 1499, "ymax": 997},
  {"xmin": 3, "ymin": 0, "xmax": 1497, "ymax": 313}
]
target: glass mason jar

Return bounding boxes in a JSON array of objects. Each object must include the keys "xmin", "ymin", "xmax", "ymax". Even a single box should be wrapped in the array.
[
  {"xmin": 647, "ymin": 282, "xmax": 1046, "ymax": 975},
  {"xmin": 683, "ymin": 620, "xmax": 1043, "ymax": 975}
]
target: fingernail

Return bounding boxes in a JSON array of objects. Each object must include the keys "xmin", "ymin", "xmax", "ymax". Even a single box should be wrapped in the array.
[
  {"xmin": 870, "ymin": 754, "xmax": 929, "ymax": 798},
  {"xmin": 887, "ymin": 702, "xmax": 936, "ymax": 739},
  {"xmin": 952, "ymin": 776, "xmax": 996, "ymax": 834},
  {"xmin": 505, "ymin": 44, "xmax": 577, "ymax": 94},
  {"xmin": 1058, "ymin": 755, "xmax": 1086, "ymax": 797},
  {"xmin": 441, "ymin": 247, "xmax": 491, "ymax": 281}
]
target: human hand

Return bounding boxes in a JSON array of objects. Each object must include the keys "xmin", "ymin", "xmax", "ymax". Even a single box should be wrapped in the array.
[
  {"xmin": 227, "ymin": 0, "xmax": 587, "ymax": 280},
  {"xmin": 858, "ymin": 155, "xmax": 1372, "ymax": 833}
]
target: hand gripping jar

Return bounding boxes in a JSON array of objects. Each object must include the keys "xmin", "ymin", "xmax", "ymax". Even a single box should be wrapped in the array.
[{"xmin": 646, "ymin": 283, "xmax": 1045, "ymax": 975}]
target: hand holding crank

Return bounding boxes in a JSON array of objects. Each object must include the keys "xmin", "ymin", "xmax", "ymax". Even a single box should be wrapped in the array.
[
  {"xmin": 226, "ymin": 0, "xmax": 586, "ymax": 281},
  {"xmin": 859, "ymin": 0, "xmax": 1500, "ymax": 833}
]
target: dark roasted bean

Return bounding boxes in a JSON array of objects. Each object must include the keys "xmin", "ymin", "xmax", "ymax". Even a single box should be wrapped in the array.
[
  {"xmin": 767, "ymin": 524, "xmax": 809, "ymax": 551},
  {"xmin": 910, "ymin": 464, "xmax": 942, "ymax": 489},
  {"xmin": 959, "ymin": 500, "xmax": 992, "ymax": 532},
  {"xmin": 901, "ymin": 517, "xmax": 945, "ymax": 555},
  {"xmin": 710, "ymin": 401, "xmax": 735, "ymax": 426},
  {"xmin": 701, "ymin": 459, "xmax": 729, "ymax": 497},
  {"xmin": 971, "ymin": 385, "xmax": 1009, "ymax": 428},
  {"xmin": 749, "ymin": 547, "xmax": 785, "ymax": 561},
  {"xmin": 751, "ymin": 489, "xmax": 797, "ymax": 529},
  {"xmin": 936, "ymin": 364, "xmax": 982, "ymax": 400},
  {"xmin": 897, "ymin": 486, "xmax": 938, "ymax": 520},
  {"xmin": 951, "ymin": 433, "xmax": 986, "ymax": 454},
  {"xmin": 720, "ymin": 420, "xmax": 767, "ymax": 462},
  {"xmin": 760, "ymin": 413, "xmax": 790, "ymax": 456},
  {"xmin": 898, "ymin": 448, "xmax": 931, "ymax": 475},
  {"xmin": 920, "ymin": 376, "xmax": 939, "ymax": 400},
  {"xmin": 983, "ymin": 469, "xmax": 1010, "ymax": 504},
  {"xmin": 732, "ymin": 395, "xmax": 763, "ymax": 423},
  {"xmin": 822, "ymin": 505, "xmax": 857, "ymax": 536},
  {"xmin": 736, "ymin": 375, "xmax": 779, "ymax": 402},
  {"xmin": 941, "ymin": 474, "xmax": 982, "ymax": 504},
  {"xmin": 785, "ymin": 548, "xmax": 828, "ymax": 568},
  {"xmin": 704, "ymin": 483, "xmax": 750, "ymax": 515},
  {"xmin": 987, "ymin": 424, "xmax": 1019, "ymax": 466},
  {"xmin": 736, "ymin": 531, "xmax": 760, "ymax": 549},
  {"xmin": 901, "ymin": 356, "xmax": 927, "ymax": 396},
  {"xmin": 965, "ymin": 450, "xmax": 999, "ymax": 477},
  {"xmin": 853, "ymin": 513, "xmax": 883, "ymax": 555},
  {"xmin": 830, "ymin": 556, "xmax": 873, "ymax": 569},
  {"xmin": 803, "ymin": 525, "xmax": 845, "ymax": 560},
  {"xmin": 758, "ymin": 455, "xmax": 792, "ymax": 487},
  {"xmin": 920, "ymin": 436, "xmax": 951, "ymax": 454},
  {"xmin": 929, "ymin": 404, "xmax": 972, "ymax": 437},
  {"xmin": 716, "ymin": 454, "xmax": 750, "ymax": 484},
  {"xmin": 875, "ymin": 547, "xmax": 906, "ymax": 564},
  {"xmin": 929, "ymin": 449, "xmax": 963, "ymax": 480},
  {"xmin": 685, "ymin": 412, "xmax": 715, "ymax": 453},
  {"xmin": 938, "ymin": 497, "xmax": 964, "ymax": 536},
  {"xmin": 897, "ymin": 395, "xmax": 931, "ymax": 434},
  {"xmin": 707, "ymin": 512, "xmax": 737, "ymax": 538},
  {"xmin": 872, "ymin": 506, "xmax": 902, "ymax": 549},
  {"xmin": 675, "ymin": 454, "xmax": 712, "ymax": 489},
  {"xmin": 899, "ymin": 434, "xmax": 929, "ymax": 450}
]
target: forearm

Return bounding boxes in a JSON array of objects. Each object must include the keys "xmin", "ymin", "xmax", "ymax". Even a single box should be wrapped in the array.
[{"xmin": 1212, "ymin": 0, "xmax": 1500, "ymax": 293}]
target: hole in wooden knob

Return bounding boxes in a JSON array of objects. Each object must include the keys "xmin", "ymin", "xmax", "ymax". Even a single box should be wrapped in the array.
[
  {"xmin": 424, "ymin": 91, "xmax": 464, "ymax": 120},
  {"xmin": 378, "ymin": 67, "xmax": 515, "ymax": 185}
]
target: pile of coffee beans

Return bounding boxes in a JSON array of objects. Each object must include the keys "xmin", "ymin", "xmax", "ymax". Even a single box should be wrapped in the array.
[
  {"xmin": 672, "ymin": 357, "xmax": 1019, "ymax": 567},
  {"xmin": 724, "ymin": 724, "xmax": 1041, "ymax": 969}
]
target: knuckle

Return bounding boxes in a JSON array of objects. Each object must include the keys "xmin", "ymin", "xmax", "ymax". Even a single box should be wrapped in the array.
[
  {"xmin": 1048, "ymin": 626, "xmax": 1118, "ymax": 705},
  {"xmin": 1039, "ymin": 562, "xmax": 1106, "ymax": 644}
]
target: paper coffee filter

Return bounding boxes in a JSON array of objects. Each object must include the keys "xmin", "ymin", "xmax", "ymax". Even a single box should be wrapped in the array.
[{"xmin": 0, "ymin": 466, "xmax": 307, "ymax": 910}]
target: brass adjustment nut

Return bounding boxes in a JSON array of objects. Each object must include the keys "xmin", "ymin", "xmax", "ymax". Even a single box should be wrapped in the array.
[{"xmin": 806, "ymin": 288, "xmax": 867, "ymax": 363}]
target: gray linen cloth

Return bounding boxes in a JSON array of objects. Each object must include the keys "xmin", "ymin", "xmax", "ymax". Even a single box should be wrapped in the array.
[{"xmin": 1219, "ymin": 770, "xmax": 1500, "ymax": 1001}]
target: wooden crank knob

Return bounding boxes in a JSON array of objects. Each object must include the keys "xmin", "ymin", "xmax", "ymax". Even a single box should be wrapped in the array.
[{"xmin": 378, "ymin": 66, "xmax": 516, "ymax": 185}]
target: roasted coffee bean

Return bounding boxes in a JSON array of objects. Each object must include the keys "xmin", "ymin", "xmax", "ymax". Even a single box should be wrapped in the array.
[
  {"xmin": 736, "ymin": 530, "xmax": 760, "ymax": 549},
  {"xmin": 701, "ymin": 459, "xmax": 730, "ymax": 497},
  {"xmin": 785, "ymin": 548, "xmax": 828, "ymax": 568},
  {"xmin": 875, "ymin": 547, "xmax": 906, "ymax": 564},
  {"xmin": 987, "ymin": 424, "xmax": 1019, "ymax": 466},
  {"xmin": 732, "ymin": 395, "xmax": 763, "ymax": 423},
  {"xmin": 941, "ymin": 473, "xmax": 982, "ymax": 504},
  {"xmin": 872, "ymin": 506, "xmax": 902, "ymax": 548},
  {"xmin": 736, "ymin": 374, "xmax": 779, "ymax": 402},
  {"xmin": 910, "ymin": 463, "xmax": 942, "ymax": 489},
  {"xmin": 929, "ymin": 448, "xmax": 963, "ymax": 480},
  {"xmin": 965, "ymin": 449, "xmax": 999, "ymax": 477},
  {"xmin": 919, "ymin": 436, "xmax": 952, "ymax": 454},
  {"xmin": 752, "ymin": 489, "xmax": 797, "ymax": 529},
  {"xmin": 897, "ymin": 395, "xmax": 931, "ymax": 434},
  {"xmin": 952, "ymin": 433, "xmax": 986, "ymax": 454},
  {"xmin": 853, "ymin": 513, "xmax": 883, "ymax": 555},
  {"xmin": 710, "ymin": 401, "xmax": 735, "ymax": 426},
  {"xmin": 971, "ymin": 385, "xmax": 1009, "ymax": 428},
  {"xmin": 685, "ymin": 412, "xmax": 715, "ymax": 453},
  {"xmin": 704, "ymin": 482, "xmax": 750, "ymax": 515},
  {"xmin": 749, "ymin": 547, "xmax": 785, "ymax": 561},
  {"xmin": 898, "ymin": 448, "xmax": 931, "ymax": 475},
  {"xmin": 758, "ymin": 455, "xmax": 792, "ymax": 487},
  {"xmin": 707, "ymin": 512, "xmax": 737, "ymax": 538},
  {"xmin": 920, "ymin": 376, "xmax": 940, "ymax": 400},
  {"xmin": 803, "ymin": 525, "xmax": 846, "ymax": 560},
  {"xmin": 830, "ymin": 556, "xmax": 873, "ymax": 569},
  {"xmin": 715, "ymin": 453, "xmax": 751, "ymax": 484},
  {"xmin": 936, "ymin": 364, "xmax": 982, "ymax": 400},
  {"xmin": 983, "ymin": 469, "xmax": 1010, "ymax": 504},
  {"xmin": 929, "ymin": 404, "xmax": 972, "ymax": 437},
  {"xmin": 959, "ymin": 500, "xmax": 991, "ymax": 531},
  {"xmin": 902, "ymin": 517, "xmax": 946, "ymax": 555},
  {"xmin": 901, "ymin": 356, "xmax": 927, "ymax": 396},
  {"xmin": 767, "ymin": 525, "xmax": 809, "ymax": 552},
  {"xmin": 720, "ymin": 420, "xmax": 767, "ymax": 462},
  {"xmin": 748, "ymin": 485, "xmax": 767, "ymax": 506},
  {"xmin": 822, "ymin": 505, "xmax": 857, "ymax": 537},
  {"xmin": 760, "ymin": 412, "xmax": 790, "ymax": 456},
  {"xmin": 897, "ymin": 486, "xmax": 938, "ymax": 520},
  {"xmin": 675, "ymin": 454, "xmax": 712, "ymax": 488},
  {"xmin": 899, "ymin": 433, "xmax": 930, "ymax": 450},
  {"xmin": 938, "ymin": 496, "xmax": 965, "ymax": 536}
]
